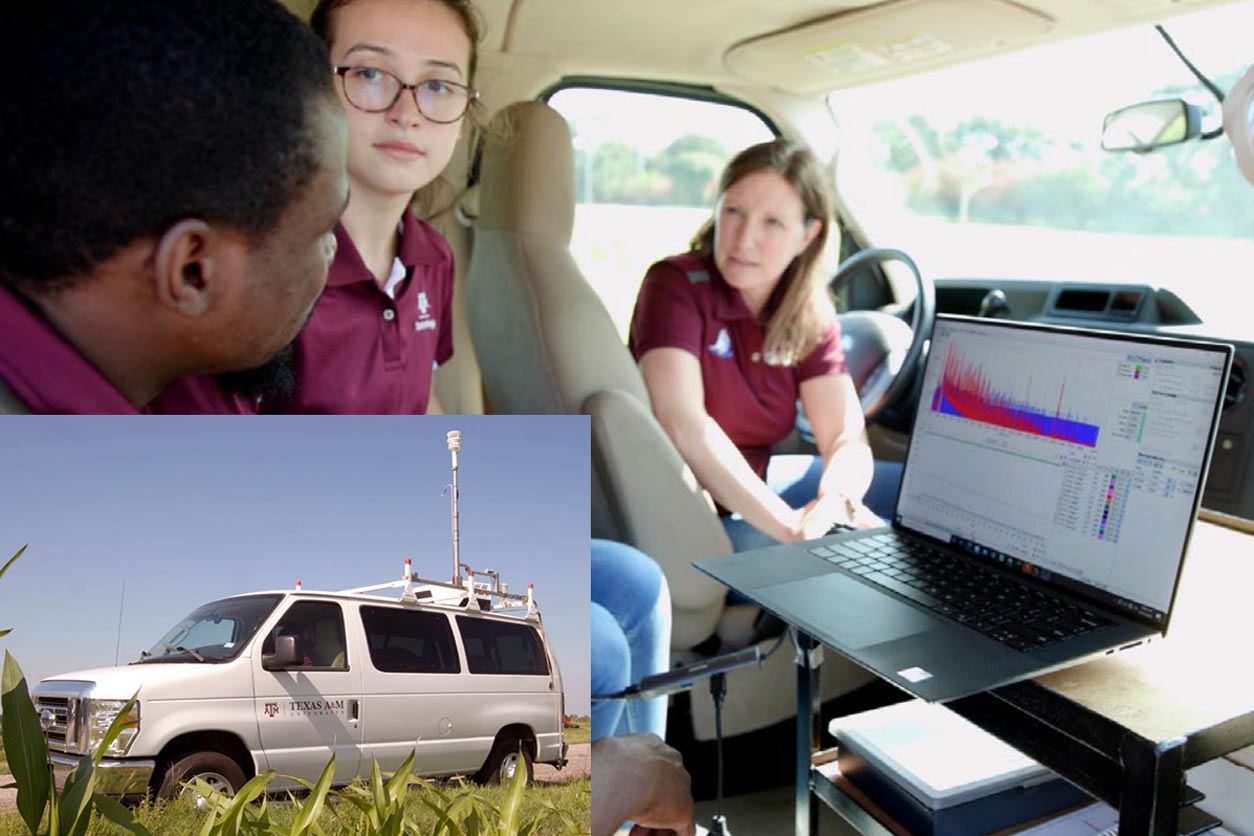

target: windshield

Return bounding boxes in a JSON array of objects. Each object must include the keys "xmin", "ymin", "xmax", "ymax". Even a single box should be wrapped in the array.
[
  {"xmin": 138, "ymin": 594, "xmax": 282, "ymax": 664},
  {"xmin": 827, "ymin": 0, "xmax": 1254, "ymax": 334}
]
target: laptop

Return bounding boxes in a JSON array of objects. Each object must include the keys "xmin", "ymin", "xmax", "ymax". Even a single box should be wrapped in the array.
[{"xmin": 696, "ymin": 314, "xmax": 1233, "ymax": 701}]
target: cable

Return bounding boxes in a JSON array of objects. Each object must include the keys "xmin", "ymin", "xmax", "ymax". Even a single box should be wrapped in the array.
[
  {"xmin": 708, "ymin": 671, "xmax": 732, "ymax": 836},
  {"xmin": 760, "ymin": 626, "xmax": 790, "ymax": 663},
  {"xmin": 1154, "ymin": 24, "xmax": 1225, "ymax": 140}
]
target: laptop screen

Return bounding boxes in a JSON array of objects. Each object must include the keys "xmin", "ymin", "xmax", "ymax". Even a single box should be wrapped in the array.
[{"xmin": 895, "ymin": 315, "xmax": 1231, "ymax": 627}]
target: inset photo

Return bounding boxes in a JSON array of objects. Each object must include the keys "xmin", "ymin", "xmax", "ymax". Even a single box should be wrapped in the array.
[{"xmin": 0, "ymin": 415, "xmax": 590, "ymax": 834}]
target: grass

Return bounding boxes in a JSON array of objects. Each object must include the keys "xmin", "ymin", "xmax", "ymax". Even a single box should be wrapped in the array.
[
  {"xmin": 563, "ymin": 716, "xmax": 591, "ymax": 746},
  {"xmin": 0, "ymin": 738, "xmax": 6, "ymax": 774},
  {"xmin": 0, "ymin": 777, "xmax": 590, "ymax": 836}
]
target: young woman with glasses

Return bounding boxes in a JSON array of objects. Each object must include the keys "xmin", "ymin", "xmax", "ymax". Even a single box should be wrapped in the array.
[{"xmin": 153, "ymin": 0, "xmax": 480, "ymax": 414}]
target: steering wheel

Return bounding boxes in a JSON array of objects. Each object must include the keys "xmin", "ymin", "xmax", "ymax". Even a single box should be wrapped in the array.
[{"xmin": 830, "ymin": 248, "xmax": 935, "ymax": 425}]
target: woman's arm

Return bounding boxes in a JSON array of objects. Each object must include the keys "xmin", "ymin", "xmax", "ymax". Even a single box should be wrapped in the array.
[
  {"xmin": 640, "ymin": 347, "xmax": 805, "ymax": 542},
  {"xmin": 797, "ymin": 372, "xmax": 880, "ymax": 536}
]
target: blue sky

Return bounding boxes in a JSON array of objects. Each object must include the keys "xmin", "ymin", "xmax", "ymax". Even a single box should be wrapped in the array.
[{"xmin": 0, "ymin": 415, "xmax": 591, "ymax": 713}]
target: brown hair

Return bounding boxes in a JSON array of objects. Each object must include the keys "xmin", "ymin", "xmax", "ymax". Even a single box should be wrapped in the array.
[
  {"xmin": 310, "ymin": 0, "xmax": 482, "ymax": 85},
  {"xmin": 691, "ymin": 138, "xmax": 837, "ymax": 366}
]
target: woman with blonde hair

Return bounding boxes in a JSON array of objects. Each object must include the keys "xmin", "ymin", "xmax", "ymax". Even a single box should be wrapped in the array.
[{"xmin": 630, "ymin": 137, "xmax": 899, "ymax": 550}]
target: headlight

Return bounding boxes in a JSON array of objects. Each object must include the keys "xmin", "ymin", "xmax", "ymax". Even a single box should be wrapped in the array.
[{"xmin": 86, "ymin": 699, "xmax": 140, "ymax": 757}]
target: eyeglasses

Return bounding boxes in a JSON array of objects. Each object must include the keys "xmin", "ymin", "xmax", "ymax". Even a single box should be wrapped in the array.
[{"xmin": 333, "ymin": 65, "xmax": 477, "ymax": 124}]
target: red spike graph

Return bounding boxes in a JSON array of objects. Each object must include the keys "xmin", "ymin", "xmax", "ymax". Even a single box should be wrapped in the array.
[{"xmin": 931, "ymin": 345, "xmax": 1100, "ymax": 447}]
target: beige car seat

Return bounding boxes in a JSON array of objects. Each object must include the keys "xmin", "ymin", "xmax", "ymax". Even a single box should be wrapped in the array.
[{"xmin": 465, "ymin": 100, "xmax": 874, "ymax": 740}]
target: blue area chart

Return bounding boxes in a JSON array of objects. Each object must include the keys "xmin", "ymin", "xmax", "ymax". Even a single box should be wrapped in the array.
[{"xmin": 932, "ymin": 346, "xmax": 1101, "ymax": 447}]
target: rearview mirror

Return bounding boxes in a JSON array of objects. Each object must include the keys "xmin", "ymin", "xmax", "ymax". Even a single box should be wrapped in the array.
[{"xmin": 1101, "ymin": 99, "xmax": 1202, "ymax": 152}]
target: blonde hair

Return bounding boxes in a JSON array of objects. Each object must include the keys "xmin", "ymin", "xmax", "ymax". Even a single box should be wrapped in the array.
[{"xmin": 691, "ymin": 138, "xmax": 836, "ymax": 366}]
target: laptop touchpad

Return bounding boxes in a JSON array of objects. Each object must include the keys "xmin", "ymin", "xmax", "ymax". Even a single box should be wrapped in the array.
[{"xmin": 756, "ymin": 573, "xmax": 939, "ymax": 650}]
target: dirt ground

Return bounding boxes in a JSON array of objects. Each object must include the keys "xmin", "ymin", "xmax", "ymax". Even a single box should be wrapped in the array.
[
  {"xmin": 536, "ymin": 742, "xmax": 590, "ymax": 783},
  {"xmin": 0, "ymin": 744, "xmax": 589, "ymax": 812}
]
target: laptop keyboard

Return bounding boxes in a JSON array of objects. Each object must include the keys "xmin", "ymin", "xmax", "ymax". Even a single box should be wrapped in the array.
[{"xmin": 809, "ymin": 533, "xmax": 1113, "ymax": 653}]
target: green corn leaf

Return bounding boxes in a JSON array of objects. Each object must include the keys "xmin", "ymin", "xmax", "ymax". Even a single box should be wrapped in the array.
[
  {"xmin": 0, "ymin": 544, "xmax": 27, "ymax": 582},
  {"xmin": 369, "ymin": 756, "xmax": 386, "ymax": 819},
  {"xmin": 224, "ymin": 770, "xmax": 276, "ymax": 834},
  {"xmin": 92, "ymin": 792, "xmax": 155, "ymax": 836},
  {"xmin": 59, "ymin": 690, "xmax": 141, "ymax": 836},
  {"xmin": 288, "ymin": 753, "xmax": 334, "ymax": 836},
  {"xmin": 497, "ymin": 750, "xmax": 527, "ymax": 836},
  {"xmin": 418, "ymin": 795, "xmax": 461, "ymax": 836},
  {"xmin": 92, "ymin": 691, "xmax": 140, "ymax": 768},
  {"xmin": 383, "ymin": 750, "xmax": 416, "ymax": 803},
  {"xmin": 57, "ymin": 756, "xmax": 97, "ymax": 836},
  {"xmin": 328, "ymin": 787, "xmax": 372, "ymax": 815},
  {"xmin": 1, "ymin": 651, "xmax": 51, "ymax": 836}
]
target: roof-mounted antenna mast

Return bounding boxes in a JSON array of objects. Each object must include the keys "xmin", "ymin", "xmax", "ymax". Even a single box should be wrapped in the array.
[{"xmin": 446, "ymin": 430, "xmax": 462, "ymax": 584}]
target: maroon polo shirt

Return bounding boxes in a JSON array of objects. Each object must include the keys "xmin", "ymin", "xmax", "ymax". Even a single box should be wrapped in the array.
[
  {"xmin": 278, "ymin": 212, "xmax": 454, "ymax": 414},
  {"xmin": 0, "ymin": 284, "xmax": 142, "ymax": 414},
  {"xmin": 629, "ymin": 252, "xmax": 846, "ymax": 480},
  {"xmin": 152, "ymin": 210, "xmax": 454, "ymax": 414}
]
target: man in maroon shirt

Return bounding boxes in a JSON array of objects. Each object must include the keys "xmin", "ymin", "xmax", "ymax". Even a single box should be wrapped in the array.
[
  {"xmin": 152, "ymin": 210, "xmax": 454, "ymax": 414},
  {"xmin": 0, "ymin": 0, "xmax": 349, "ymax": 414}
]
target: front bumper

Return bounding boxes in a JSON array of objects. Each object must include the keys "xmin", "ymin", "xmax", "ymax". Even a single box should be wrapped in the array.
[{"xmin": 50, "ymin": 752, "xmax": 155, "ymax": 796}]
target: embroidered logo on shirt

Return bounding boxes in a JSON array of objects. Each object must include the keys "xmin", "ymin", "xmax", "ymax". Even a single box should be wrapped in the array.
[
  {"xmin": 415, "ymin": 290, "xmax": 437, "ymax": 332},
  {"xmin": 708, "ymin": 328, "xmax": 734, "ymax": 359}
]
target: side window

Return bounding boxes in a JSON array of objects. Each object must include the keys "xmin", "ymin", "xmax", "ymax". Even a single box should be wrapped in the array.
[
  {"xmin": 262, "ymin": 600, "xmax": 348, "ymax": 671},
  {"xmin": 360, "ymin": 606, "xmax": 459, "ymax": 674},
  {"xmin": 456, "ymin": 616, "xmax": 549, "ymax": 676},
  {"xmin": 546, "ymin": 87, "xmax": 775, "ymax": 339}
]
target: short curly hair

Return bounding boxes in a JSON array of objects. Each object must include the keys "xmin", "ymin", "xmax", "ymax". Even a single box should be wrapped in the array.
[{"xmin": 0, "ymin": 0, "xmax": 336, "ymax": 295}]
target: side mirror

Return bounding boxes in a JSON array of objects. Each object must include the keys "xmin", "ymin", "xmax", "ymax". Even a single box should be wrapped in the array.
[
  {"xmin": 1101, "ymin": 99, "xmax": 1202, "ymax": 152},
  {"xmin": 262, "ymin": 634, "xmax": 302, "ymax": 670}
]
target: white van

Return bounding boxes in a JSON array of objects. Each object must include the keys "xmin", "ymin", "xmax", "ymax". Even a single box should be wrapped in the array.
[{"xmin": 31, "ymin": 562, "xmax": 567, "ymax": 798}]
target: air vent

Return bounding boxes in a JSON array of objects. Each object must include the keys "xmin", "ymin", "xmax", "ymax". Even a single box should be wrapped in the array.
[
  {"xmin": 1054, "ymin": 289, "xmax": 1108, "ymax": 313},
  {"xmin": 1048, "ymin": 286, "xmax": 1146, "ymax": 320}
]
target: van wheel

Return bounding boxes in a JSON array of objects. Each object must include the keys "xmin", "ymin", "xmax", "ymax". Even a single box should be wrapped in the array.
[
  {"xmin": 475, "ymin": 739, "xmax": 534, "ymax": 786},
  {"xmin": 157, "ymin": 751, "xmax": 246, "ymax": 808}
]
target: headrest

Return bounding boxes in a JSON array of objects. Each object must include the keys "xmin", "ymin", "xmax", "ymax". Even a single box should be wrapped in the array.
[{"xmin": 477, "ymin": 101, "xmax": 576, "ymax": 242}]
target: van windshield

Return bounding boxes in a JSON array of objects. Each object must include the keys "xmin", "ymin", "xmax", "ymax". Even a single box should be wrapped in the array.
[
  {"xmin": 826, "ymin": 0, "xmax": 1254, "ymax": 334},
  {"xmin": 137, "ymin": 594, "xmax": 282, "ymax": 664}
]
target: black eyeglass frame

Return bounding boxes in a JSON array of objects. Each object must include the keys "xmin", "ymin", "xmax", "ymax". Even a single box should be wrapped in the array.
[{"xmin": 332, "ymin": 65, "xmax": 478, "ymax": 124}]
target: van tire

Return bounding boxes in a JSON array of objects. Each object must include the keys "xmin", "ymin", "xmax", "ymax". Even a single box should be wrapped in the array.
[
  {"xmin": 156, "ymin": 751, "xmax": 246, "ymax": 802},
  {"xmin": 475, "ymin": 738, "xmax": 534, "ymax": 786}
]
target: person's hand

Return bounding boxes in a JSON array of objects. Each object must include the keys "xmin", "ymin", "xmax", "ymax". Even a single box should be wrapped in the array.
[
  {"xmin": 796, "ymin": 492, "xmax": 883, "ymax": 540},
  {"xmin": 592, "ymin": 734, "xmax": 696, "ymax": 836}
]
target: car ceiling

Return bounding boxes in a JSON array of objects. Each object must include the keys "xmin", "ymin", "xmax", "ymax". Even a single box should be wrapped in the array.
[{"xmin": 286, "ymin": 0, "xmax": 1245, "ymax": 98}]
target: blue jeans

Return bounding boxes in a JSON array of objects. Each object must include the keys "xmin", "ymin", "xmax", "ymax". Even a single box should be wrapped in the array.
[
  {"xmin": 721, "ymin": 456, "xmax": 904, "ymax": 553},
  {"xmin": 589, "ymin": 539, "xmax": 671, "ymax": 741}
]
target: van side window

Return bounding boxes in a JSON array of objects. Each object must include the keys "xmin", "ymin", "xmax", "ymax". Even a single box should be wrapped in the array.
[
  {"xmin": 262, "ymin": 601, "xmax": 348, "ymax": 671},
  {"xmin": 360, "ymin": 606, "xmax": 460, "ymax": 674},
  {"xmin": 546, "ymin": 86, "xmax": 776, "ymax": 339},
  {"xmin": 455, "ymin": 616, "xmax": 549, "ymax": 676}
]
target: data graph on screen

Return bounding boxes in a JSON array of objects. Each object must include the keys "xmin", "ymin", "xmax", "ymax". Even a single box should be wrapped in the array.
[
  {"xmin": 898, "ymin": 317, "xmax": 1230, "ymax": 617},
  {"xmin": 930, "ymin": 345, "xmax": 1101, "ymax": 447}
]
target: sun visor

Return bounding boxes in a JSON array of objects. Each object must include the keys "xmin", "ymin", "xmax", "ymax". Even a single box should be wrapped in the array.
[{"xmin": 725, "ymin": 0, "xmax": 1055, "ymax": 94}]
